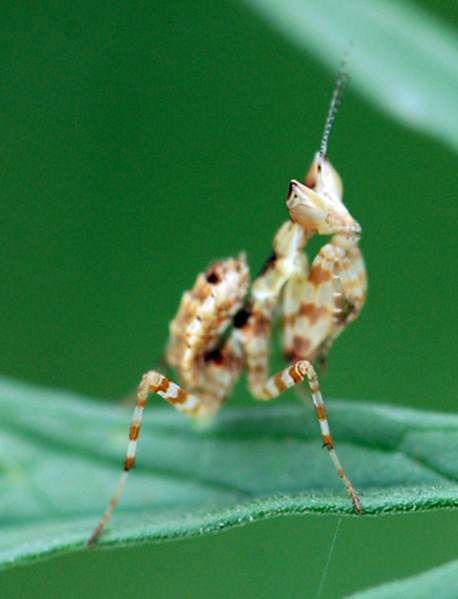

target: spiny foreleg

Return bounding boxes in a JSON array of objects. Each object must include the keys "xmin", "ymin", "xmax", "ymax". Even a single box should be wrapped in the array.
[{"xmin": 316, "ymin": 241, "xmax": 367, "ymax": 368}]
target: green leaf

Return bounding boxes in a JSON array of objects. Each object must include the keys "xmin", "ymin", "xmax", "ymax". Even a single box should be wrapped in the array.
[
  {"xmin": 1, "ymin": 376, "xmax": 458, "ymax": 570},
  {"xmin": 346, "ymin": 559, "xmax": 458, "ymax": 598},
  {"xmin": 243, "ymin": 0, "xmax": 458, "ymax": 151}
]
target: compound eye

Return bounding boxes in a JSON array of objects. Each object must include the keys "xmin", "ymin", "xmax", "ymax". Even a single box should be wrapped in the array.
[{"xmin": 287, "ymin": 180, "xmax": 300, "ymax": 200}]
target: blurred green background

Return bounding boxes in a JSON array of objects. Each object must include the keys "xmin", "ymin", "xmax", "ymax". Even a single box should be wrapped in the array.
[{"xmin": 1, "ymin": 1, "xmax": 457, "ymax": 597}]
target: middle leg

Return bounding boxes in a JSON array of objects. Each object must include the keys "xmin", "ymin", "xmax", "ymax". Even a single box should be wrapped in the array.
[
  {"xmin": 87, "ymin": 366, "xmax": 234, "ymax": 546},
  {"xmin": 234, "ymin": 226, "xmax": 361, "ymax": 511},
  {"xmin": 248, "ymin": 358, "xmax": 361, "ymax": 512}
]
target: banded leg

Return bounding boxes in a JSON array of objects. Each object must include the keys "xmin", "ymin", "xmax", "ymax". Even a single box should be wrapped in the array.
[
  {"xmin": 239, "ymin": 234, "xmax": 361, "ymax": 511},
  {"xmin": 253, "ymin": 360, "xmax": 361, "ymax": 513},
  {"xmin": 87, "ymin": 370, "xmax": 220, "ymax": 546}
]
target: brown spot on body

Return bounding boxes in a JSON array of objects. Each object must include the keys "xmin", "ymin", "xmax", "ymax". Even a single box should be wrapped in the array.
[
  {"xmin": 193, "ymin": 283, "xmax": 211, "ymax": 302},
  {"xmin": 286, "ymin": 337, "xmax": 312, "ymax": 362},
  {"xmin": 309, "ymin": 265, "xmax": 331, "ymax": 285},
  {"xmin": 300, "ymin": 303, "xmax": 328, "ymax": 325},
  {"xmin": 124, "ymin": 456, "xmax": 135, "ymax": 471},
  {"xmin": 283, "ymin": 314, "xmax": 296, "ymax": 327}
]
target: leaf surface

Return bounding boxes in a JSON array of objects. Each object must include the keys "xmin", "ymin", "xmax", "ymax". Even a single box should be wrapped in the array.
[
  {"xmin": 1, "ymin": 377, "xmax": 458, "ymax": 570},
  {"xmin": 243, "ymin": 0, "xmax": 458, "ymax": 150}
]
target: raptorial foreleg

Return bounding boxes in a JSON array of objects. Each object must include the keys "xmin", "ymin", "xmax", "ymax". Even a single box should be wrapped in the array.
[{"xmin": 315, "ymin": 242, "xmax": 367, "ymax": 368}]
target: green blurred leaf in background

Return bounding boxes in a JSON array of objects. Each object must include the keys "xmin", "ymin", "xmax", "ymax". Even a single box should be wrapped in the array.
[{"xmin": 244, "ymin": 0, "xmax": 458, "ymax": 151}]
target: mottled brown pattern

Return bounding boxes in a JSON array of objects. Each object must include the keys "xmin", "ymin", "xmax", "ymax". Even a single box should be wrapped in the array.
[
  {"xmin": 89, "ymin": 145, "xmax": 367, "ymax": 545},
  {"xmin": 193, "ymin": 282, "xmax": 212, "ymax": 302},
  {"xmin": 252, "ymin": 312, "xmax": 271, "ymax": 334},
  {"xmin": 283, "ymin": 314, "xmax": 295, "ymax": 327},
  {"xmin": 167, "ymin": 256, "xmax": 249, "ymax": 389},
  {"xmin": 291, "ymin": 336, "xmax": 311, "ymax": 359},
  {"xmin": 300, "ymin": 303, "xmax": 328, "ymax": 325},
  {"xmin": 309, "ymin": 264, "xmax": 331, "ymax": 285}
]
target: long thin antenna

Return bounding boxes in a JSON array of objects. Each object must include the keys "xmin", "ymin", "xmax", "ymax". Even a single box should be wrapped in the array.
[{"xmin": 317, "ymin": 49, "xmax": 351, "ymax": 170}]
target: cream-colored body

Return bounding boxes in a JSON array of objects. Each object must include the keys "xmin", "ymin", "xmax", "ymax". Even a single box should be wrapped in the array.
[
  {"xmin": 87, "ymin": 151, "xmax": 367, "ymax": 546},
  {"xmin": 88, "ymin": 55, "xmax": 367, "ymax": 543}
]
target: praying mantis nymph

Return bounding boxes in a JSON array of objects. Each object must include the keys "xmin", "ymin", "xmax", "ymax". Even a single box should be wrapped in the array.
[{"xmin": 88, "ymin": 62, "xmax": 366, "ymax": 546}]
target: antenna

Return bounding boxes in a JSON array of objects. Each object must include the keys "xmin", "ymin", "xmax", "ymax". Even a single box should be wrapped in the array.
[{"xmin": 317, "ymin": 50, "xmax": 351, "ymax": 171}]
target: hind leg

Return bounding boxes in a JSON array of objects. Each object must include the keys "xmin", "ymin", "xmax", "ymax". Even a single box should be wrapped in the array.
[
  {"xmin": 87, "ymin": 369, "xmax": 230, "ymax": 546},
  {"xmin": 88, "ymin": 255, "xmax": 249, "ymax": 545},
  {"xmin": 247, "ymin": 359, "xmax": 361, "ymax": 512}
]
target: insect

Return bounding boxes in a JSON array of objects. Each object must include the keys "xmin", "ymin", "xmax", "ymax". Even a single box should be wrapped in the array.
[{"xmin": 88, "ymin": 64, "xmax": 367, "ymax": 546}]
